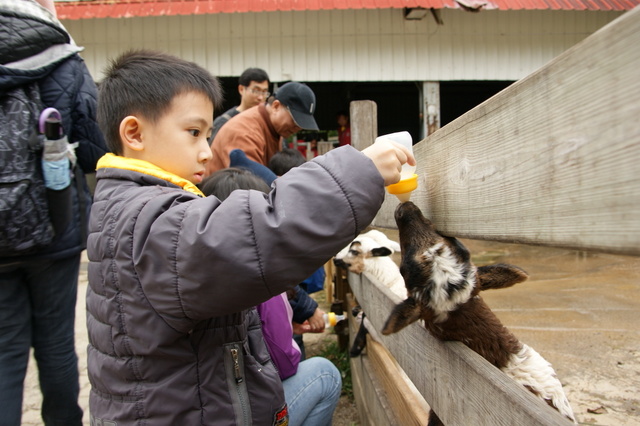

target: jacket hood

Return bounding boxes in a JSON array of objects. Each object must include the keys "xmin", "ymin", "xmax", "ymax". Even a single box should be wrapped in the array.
[{"xmin": 0, "ymin": 0, "xmax": 81, "ymax": 90}]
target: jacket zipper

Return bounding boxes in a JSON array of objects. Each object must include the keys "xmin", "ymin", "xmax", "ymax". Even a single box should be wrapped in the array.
[
  {"xmin": 225, "ymin": 343, "xmax": 251, "ymax": 425},
  {"xmin": 231, "ymin": 348, "xmax": 243, "ymax": 384}
]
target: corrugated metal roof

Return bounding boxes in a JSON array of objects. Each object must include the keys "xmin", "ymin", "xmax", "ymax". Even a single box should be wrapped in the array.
[{"xmin": 54, "ymin": 0, "xmax": 638, "ymax": 20}]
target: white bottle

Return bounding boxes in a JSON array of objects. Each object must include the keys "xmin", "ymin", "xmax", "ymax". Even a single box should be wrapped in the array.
[
  {"xmin": 376, "ymin": 131, "xmax": 418, "ymax": 202},
  {"xmin": 375, "ymin": 131, "xmax": 415, "ymax": 180},
  {"xmin": 323, "ymin": 312, "xmax": 346, "ymax": 327}
]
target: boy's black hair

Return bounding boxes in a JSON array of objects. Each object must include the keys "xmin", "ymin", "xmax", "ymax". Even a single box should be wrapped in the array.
[
  {"xmin": 200, "ymin": 167, "xmax": 270, "ymax": 201},
  {"xmin": 238, "ymin": 67, "xmax": 270, "ymax": 87},
  {"xmin": 268, "ymin": 148, "xmax": 306, "ymax": 176},
  {"xmin": 98, "ymin": 49, "xmax": 224, "ymax": 155}
]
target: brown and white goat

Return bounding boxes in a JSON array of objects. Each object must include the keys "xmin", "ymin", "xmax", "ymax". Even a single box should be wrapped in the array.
[{"xmin": 382, "ymin": 201, "xmax": 576, "ymax": 425}]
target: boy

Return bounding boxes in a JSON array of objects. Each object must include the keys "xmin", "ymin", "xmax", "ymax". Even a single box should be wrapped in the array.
[{"xmin": 88, "ymin": 50, "xmax": 414, "ymax": 425}]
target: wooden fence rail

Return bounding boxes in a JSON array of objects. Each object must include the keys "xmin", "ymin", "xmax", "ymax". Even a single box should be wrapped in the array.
[
  {"xmin": 352, "ymin": 7, "xmax": 640, "ymax": 256},
  {"xmin": 345, "ymin": 7, "xmax": 639, "ymax": 426}
]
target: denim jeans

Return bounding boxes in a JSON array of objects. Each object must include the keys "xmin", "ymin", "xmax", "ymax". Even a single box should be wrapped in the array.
[
  {"xmin": 0, "ymin": 255, "xmax": 83, "ymax": 426},
  {"xmin": 282, "ymin": 356, "xmax": 342, "ymax": 426}
]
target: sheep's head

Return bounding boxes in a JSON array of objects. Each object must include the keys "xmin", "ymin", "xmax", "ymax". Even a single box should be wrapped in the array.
[{"xmin": 334, "ymin": 230, "xmax": 400, "ymax": 274}]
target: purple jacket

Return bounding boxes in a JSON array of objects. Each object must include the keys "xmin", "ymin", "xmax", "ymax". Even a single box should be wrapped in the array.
[{"xmin": 257, "ymin": 293, "xmax": 301, "ymax": 380}]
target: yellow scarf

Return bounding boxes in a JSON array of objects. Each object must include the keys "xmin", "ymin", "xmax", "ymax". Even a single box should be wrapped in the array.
[{"xmin": 96, "ymin": 153, "xmax": 204, "ymax": 197}]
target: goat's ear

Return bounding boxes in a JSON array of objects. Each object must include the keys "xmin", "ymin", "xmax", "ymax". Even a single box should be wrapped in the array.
[
  {"xmin": 382, "ymin": 297, "xmax": 421, "ymax": 335},
  {"xmin": 370, "ymin": 247, "xmax": 393, "ymax": 257},
  {"xmin": 477, "ymin": 264, "xmax": 528, "ymax": 291}
]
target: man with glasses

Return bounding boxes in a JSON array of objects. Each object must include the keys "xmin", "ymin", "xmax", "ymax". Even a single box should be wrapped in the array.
[
  {"xmin": 211, "ymin": 67, "xmax": 271, "ymax": 142},
  {"xmin": 206, "ymin": 81, "xmax": 319, "ymax": 174}
]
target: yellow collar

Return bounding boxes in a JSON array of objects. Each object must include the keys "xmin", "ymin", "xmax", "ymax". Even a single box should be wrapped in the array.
[{"xmin": 97, "ymin": 153, "xmax": 204, "ymax": 197}]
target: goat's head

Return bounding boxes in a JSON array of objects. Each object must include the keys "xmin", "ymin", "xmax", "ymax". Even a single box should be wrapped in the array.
[
  {"xmin": 333, "ymin": 230, "xmax": 400, "ymax": 274},
  {"xmin": 383, "ymin": 202, "xmax": 528, "ymax": 334}
]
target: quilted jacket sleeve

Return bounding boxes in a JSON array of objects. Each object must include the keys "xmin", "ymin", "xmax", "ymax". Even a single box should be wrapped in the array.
[{"xmin": 135, "ymin": 146, "xmax": 385, "ymax": 328}]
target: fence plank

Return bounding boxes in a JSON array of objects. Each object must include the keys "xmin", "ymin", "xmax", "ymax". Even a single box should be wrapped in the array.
[
  {"xmin": 370, "ymin": 9, "xmax": 640, "ymax": 256},
  {"xmin": 348, "ymin": 271, "xmax": 573, "ymax": 426}
]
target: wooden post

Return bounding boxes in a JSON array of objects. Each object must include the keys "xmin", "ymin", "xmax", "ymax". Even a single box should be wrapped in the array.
[
  {"xmin": 350, "ymin": 100, "xmax": 377, "ymax": 151},
  {"xmin": 424, "ymin": 81, "xmax": 441, "ymax": 137}
]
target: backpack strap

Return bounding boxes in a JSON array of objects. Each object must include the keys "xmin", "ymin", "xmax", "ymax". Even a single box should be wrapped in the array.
[{"xmin": 73, "ymin": 165, "xmax": 88, "ymax": 244}]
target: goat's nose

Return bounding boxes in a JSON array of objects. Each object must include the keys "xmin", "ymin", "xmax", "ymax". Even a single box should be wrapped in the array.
[{"xmin": 333, "ymin": 258, "xmax": 348, "ymax": 268}]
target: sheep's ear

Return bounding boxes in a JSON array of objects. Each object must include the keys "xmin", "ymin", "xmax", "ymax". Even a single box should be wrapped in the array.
[
  {"xmin": 477, "ymin": 264, "xmax": 528, "ymax": 291},
  {"xmin": 387, "ymin": 240, "xmax": 401, "ymax": 253},
  {"xmin": 370, "ymin": 247, "xmax": 393, "ymax": 257},
  {"xmin": 382, "ymin": 297, "xmax": 421, "ymax": 335}
]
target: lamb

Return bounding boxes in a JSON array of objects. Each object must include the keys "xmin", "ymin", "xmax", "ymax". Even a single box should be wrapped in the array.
[
  {"xmin": 333, "ymin": 229, "xmax": 406, "ymax": 299},
  {"xmin": 333, "ymin": 229, "xmax": 406, "ymax": 357},
  {"xmin": 381, "ymin": 201, "xmax": 576, "ymax": 425}
]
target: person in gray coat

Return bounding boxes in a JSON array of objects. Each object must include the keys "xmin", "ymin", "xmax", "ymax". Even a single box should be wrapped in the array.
[{"xmin": 88, "ymin": 49, "xmax": 414, "ymax": 425}]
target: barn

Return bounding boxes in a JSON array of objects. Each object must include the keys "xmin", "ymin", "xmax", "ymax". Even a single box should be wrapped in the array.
[{"xmin": 56, "ymin": 0, "xmax": 635, "ymax": 141}]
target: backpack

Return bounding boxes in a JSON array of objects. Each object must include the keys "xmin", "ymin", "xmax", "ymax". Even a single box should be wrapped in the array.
[{"xmin": 0, "ymin": 82, "xmax": 55, "ymax": 256}]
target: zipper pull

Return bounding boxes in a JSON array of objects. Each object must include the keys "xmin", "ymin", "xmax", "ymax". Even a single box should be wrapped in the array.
[{"xmin": 231, "ymin": 348, "xmax": 243, "ymax": 384}]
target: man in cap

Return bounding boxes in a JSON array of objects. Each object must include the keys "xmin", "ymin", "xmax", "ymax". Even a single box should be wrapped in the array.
[{"xmin": 206, "ymin": 81, "xmax": 318, "ymax": 175}]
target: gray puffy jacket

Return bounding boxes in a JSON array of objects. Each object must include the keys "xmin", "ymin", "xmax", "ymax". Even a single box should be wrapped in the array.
[{"xmin": 86, "ymin": 146, "xmax": 384, "ymax": 425}]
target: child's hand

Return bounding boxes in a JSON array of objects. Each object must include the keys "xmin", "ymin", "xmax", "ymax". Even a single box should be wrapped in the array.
[{"xmin": 362, "ymin": 138, "xmax": 416, "ymax": 186}]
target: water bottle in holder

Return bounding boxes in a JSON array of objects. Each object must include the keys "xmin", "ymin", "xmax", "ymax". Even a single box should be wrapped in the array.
[{"xmin": 39, "ymin": 108, "xmax": 75, "ymax": 235}]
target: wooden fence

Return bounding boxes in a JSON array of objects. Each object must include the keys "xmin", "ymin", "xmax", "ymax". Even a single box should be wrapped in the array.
[{"xmin": 342, "ymin": 7, "xmax": 639, "ymax": 426}]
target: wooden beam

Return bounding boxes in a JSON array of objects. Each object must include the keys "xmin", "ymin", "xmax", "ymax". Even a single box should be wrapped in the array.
[
  {"xmin": 424, "ymin": 81, "xmax": 440, "ymax": 137},
  {"xmin": 350, "ymin": 100, "xmax": 378, "ymax": 151},
  {"xmin": 348, "ymin": 272, "xmax": 574, "ymax": 426},
  {"xmin": 370, "ymin": 9, "xmax": 640, "ymax": 256}
]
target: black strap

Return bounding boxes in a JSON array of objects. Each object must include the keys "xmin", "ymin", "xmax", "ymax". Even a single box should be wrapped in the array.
[{"xmin": 74, "ymin": 165, "xmax": 88, "ymax": 244}]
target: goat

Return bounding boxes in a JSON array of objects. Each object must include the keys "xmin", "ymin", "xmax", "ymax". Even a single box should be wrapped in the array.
[
  {"xmin": 333, "ymin": 229, "xmax": 406, "ymax": 299},
  {"xmin": 333, "ymin": 230, "xmax": 406, "ymax": 357},
  {"xmin": 382, "ymin": 201, "xmax": 576, "ymax": 425}
]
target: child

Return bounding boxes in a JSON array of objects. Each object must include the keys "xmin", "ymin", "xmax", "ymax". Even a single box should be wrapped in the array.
[
  {"xmin": 88, "ymin": 49, "xmax": 414, "ymax": 425},
  {"xmin": 201, "ymin": 168, "xmax": 341, "ymax": 426}
]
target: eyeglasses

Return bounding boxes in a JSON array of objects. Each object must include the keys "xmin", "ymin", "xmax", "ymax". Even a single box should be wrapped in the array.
[{"xmin": 249, "ymin": 87, "xmax": 270, "ymax": 97}]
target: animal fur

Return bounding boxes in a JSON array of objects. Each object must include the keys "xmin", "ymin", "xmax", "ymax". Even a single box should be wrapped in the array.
[
  {"xmin": 334, "ymin": 230, "xmax": 405, "ymax": 357},
  {"xmin": 334, "ymin": 230, "xmax": 406, "ymax": 299},
  {"xmin": 381, "ymin": 201, "xmax": 576, "ymax": 425}
]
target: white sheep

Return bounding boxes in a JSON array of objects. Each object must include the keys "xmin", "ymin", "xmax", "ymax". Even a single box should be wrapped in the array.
[
  {"xmin": 333, "ymin": 230, "xmax": 405, "ymax": 356},
  {"xmin": 333, "ymin": 229, "xmax": 406, "ymax": 299}
]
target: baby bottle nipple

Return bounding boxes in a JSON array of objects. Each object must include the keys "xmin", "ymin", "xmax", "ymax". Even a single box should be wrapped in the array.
[
  {"xmin": 323, "ymin": 312, "xmax": 346, "ymax": 327},
  {"xmin": 378, "ymin": 131, "xmax": 418, "ymax": 202}
]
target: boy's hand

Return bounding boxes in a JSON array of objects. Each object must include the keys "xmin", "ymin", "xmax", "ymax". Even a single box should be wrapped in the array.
[{"xmin": 362, "ymin": 138, "xmax": 416, "ymax": 186}]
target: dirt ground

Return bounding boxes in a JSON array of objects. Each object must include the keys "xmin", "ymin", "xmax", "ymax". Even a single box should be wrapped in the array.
[{"xmin": 20, "ymin": 240, "xmax": 639, "ymax": 425}]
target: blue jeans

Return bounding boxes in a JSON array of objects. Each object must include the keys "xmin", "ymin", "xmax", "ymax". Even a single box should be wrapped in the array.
[
  {"xmin": 0, "ymin": 255, "xmax": 83, "ymax": 426},
  {"xmin": 283, "ymin": 356, "xmax": 342, "ymax": 426}
]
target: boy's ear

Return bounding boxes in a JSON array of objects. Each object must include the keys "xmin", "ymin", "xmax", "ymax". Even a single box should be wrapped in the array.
[{"xmin": 120, "ymin": 115, "xmax": 144, "ymax": 152}]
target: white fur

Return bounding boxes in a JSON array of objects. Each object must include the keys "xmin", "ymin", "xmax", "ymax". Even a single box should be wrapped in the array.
[
  {"xmin": 418, "ymin": 243, "xmax": 475, "ymax": 322},
  {"xmin": 335, "ymin": 231, "xmax": 406, "ymax": 299},
  {"xmin": 502, "ymin": 344, "xmax": 576, "ymax": 423}
]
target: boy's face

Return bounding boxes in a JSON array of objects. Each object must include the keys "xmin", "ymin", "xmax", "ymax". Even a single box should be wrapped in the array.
[{"xmin": 137, "ymin": 91, "xmax": 214, "ymax": 184}]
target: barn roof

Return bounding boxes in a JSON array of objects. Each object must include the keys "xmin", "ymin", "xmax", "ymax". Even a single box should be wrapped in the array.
[{"xmin": 55, "ymin": 0, "xmax": 638, "ymax": 20}]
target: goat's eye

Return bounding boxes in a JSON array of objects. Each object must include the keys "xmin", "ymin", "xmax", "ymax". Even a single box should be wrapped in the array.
[{"xmin": 349, "ymin": 250, "xmax": 360, "ymax": 256}]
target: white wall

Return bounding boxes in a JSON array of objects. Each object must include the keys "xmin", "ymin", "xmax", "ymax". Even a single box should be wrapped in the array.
[{"xmin": 63, "ymin": 8, "xmax": 624, "ymax": 83}]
